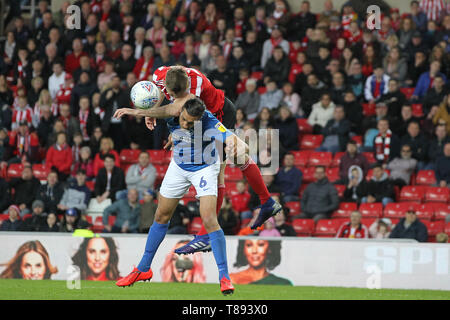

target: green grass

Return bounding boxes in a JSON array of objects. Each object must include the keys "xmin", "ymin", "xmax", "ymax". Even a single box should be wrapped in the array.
[{"xmin": 0, "ymin": 279, "xmax": 449, "ymax": 300}]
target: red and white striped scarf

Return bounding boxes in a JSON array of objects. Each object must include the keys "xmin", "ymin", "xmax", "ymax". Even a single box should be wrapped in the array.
[
  {"xmin": 374, "ymin": 129, "xmax": 392, "ymax": 163},
  {"xmin": 420, "ymin": 0, "xmax": 445, "ymax": 21},
  {"xmin": 79, "ymin": 109, "xmax": 89, "ymax": 140}
]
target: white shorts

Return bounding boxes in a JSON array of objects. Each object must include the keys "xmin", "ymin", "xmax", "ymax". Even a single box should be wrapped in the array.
[{"xmin": 159, "ymin": 160, "xmax": 221, "ymax": 199}]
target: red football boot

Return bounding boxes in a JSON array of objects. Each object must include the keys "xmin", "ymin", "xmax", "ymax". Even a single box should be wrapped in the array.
[
  {"xmin": 116, "ymin": 267, "xmax": 153, "ymax": 287},
  {"xmin": 220, "ymin": 277, "xmax": 234, "ymax": 296}
]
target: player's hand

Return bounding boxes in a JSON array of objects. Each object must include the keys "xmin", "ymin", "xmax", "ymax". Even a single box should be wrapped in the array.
[
  {"xmin": 113, "ymin": 108, "xmax": 137, "ymax": 119},
  {"xmin": 164, "ymin": 134, "xmax": 173, "ymax": 150},
  {"xmin": 145, "ymin": 117, "xmax": 157, "ymax": 130}
]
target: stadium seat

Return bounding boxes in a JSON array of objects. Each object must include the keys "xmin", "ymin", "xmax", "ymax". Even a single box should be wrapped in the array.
[
  {"xmin": 361, "ymin": 218, "xmax": 377, "ymax": 229},
  {"xmin": 362, "ymin": 103, "xmax": 376, "ymax": 116},
  {"xmin": 362, "ymin": 152, "xmax": 376, "ymax": 164},
  {"xmin": 359, "ymin": 203, "xmax": 383, "ymax": 218},
  {"xmin": 432, "ymin": 203, "xmax": 450, "ymax": 220},
  {"xmin": 225, "ymin": 181, "xmax": 239, "ymax": 197},
  {"xmin": 326, "ymin": 167, "xmax": 340, "ymax": 183},
  {"xmin": 257, "ymin": 87, "xmax": 267, "ymax": 94},
  {"xmin": 334, "ymin": 184, "xmax": 346, "ymax": 198},
  {"xmin": 400, "ymin": 87, "xmax": 415, "ymax": 99},
  {"xmin": 292, "ymin": 219, "xmax": 315, "ymax": 237},
  {"xmin": 308, "ymin": 151, "xmax": 332, "ymax": 167},
  {"xmin": 119, "ymin": 149, "xmax": 140, "ymax": 164},
  {"xmin": 414, "ymin": 203, "xmax": 435, "ymax": 220},
  {"xmin": 313, "ymin": 219, "xmax": 342, "ymax": 237},
  {"xmin": 85, "ymin": 215, "xmax": 93, "ymax": 225},
  {"xmin": 425, "ymin": 187, "xmax": 450, "ymax": 203},
  {"xmin": 384, "ymin": 202, "xmax": 416, "ymax": 219},
  {"xmin": 411, "ymin": 104, "xmax": 423, "ymax": 117},
  {"xmin": 332, "ymin": 202, "xmax": 358, "ymax": 219},
  {"xmin": 92, "ymin": 216, "xmax": 104, "ymax": 233},
  {"xmin": 399, "ymin": 186, "xmax": 425, "ymax": 203},
  {"xmin": 300, "ymin": 134, "xmax": 323, "ymax": 150},
  {"xmin": 0, "ymin": 214, "xmax": 8, "ymax": 222},
  {"xmin": 301, "ymin": 167, "xmax": 316, "ymax": 184},
  {"xmin": 85, "ymin": 180, "xmax": 95, "ymax": 192},
  {"xmin": 285, "ymin": 201, "xmax": 301, "ymax": 217},
  {"xmin": 415, "ymin": 170, "xmax": 437, "ymax": 186},
  {"xmin": 148, "ymin": 149, "xmax": 171, "ymax": 164},
  {"xmin": 224, "ymin": 166, "xmax": 243, "ymax": 181},
  {"xmin": 422, "ymin": 220, "xmax": 445, "ymax": 242},
  {"xmin": 154, "ymin": 164, "xmax": 168, "ymax": 187},
  {"xmin": 290, "ymin": 150, "xmax": 311, "ymax": 167},
  {"xmin": 250, "ymin": 71, "xmax": 263, "ymax": 80},
  {"xmin": 7, "ymin": 163, "xmax": 23, "ymax": 179},
  {"xmin": 445, "ymin": 222, "xmax": 450, "ymax": 236},
  {"xmin": 32, "ymin": 164, "xmax": 50, "ymax": 181},
  {"xmin": 299, "ymin": 183, "xmax": 309, "ymax": 197},
  {"xmin": 188, "ymin": 217, "xmax": 203, "ymax": 234},
  {"xmin": 296, "ymin": 118, "xmax": 313, "ymax": 133},
  {"xmin": 331, "ymin": 152, "xmax": 345, "ymax": 167},
  {"xmin": 352, "ymin": 135, "xmax": 363, "ymax": 147}
]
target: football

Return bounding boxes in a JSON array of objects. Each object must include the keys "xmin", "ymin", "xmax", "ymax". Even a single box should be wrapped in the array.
[{"xmin": 130, "ymin": 80, "xmax": 160, "ymax": 109}]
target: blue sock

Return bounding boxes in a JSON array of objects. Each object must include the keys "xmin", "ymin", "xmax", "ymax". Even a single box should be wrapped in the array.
[
  {"xmin": 209, "ymin": 229, "xmax": 230, "ymax": 281},
  {"xmin": 137, "ymin": 222, "xmax": 169, "ymax": 272}
]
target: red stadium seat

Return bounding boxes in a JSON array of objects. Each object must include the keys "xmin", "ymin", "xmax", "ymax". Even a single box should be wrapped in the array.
[
  {"xmin": 7, "ymin": 164, "xmax": 23, "ymax": 179},
  {"xmin": 85, "ymin": 180, "xmax": 95, "ymax": 192},
  {"xmin": 92, "ymin": 216, "xmax": 104, "ymax": 233},
  {"xmin": 432, "ymin": 203, "xmax": 450, "ymax": 220},
  {"xmin": 119, "ymin": 149, "xmax": 140, "ymax": 164},
  {"xmin": 250, "ymin": 71, "xmax": 263, "ymax": 80},
  {"xmin": 362, "ymin": 152, "xmax": 376, "ymax": 164},
  {"xmin": 399, "ymin": 186, "xmax": 425, "ymax": 203},
  {"xmin": 352, "ymin": 135, "xmax": 363, "ymax": 147},
  {"xmin": 291, "ymin": 150, "xmax": 312, "ymax": 167},
  {"xmin": 425, "ymin": 187, "xmax": 450, "ymax": 203},
  {"xmin": 415, "ymin": 170, "xmax": 437, "ymax": 186},
  {"xmin": 85, "ymin": 215, "xmax": 93, "ymax": 225},
  {"xmin": 301, "ymin": 167, "xmax": 316, "ymax": 183},
  {"xmin": 292, "ymin": 219, "xmax": 315, "ymax": 237},
  {"xmin": 414, "ymin": 203, "xmax": 435, "ymax": 220},
  {"xmin": 326, "ymin": 167, "xmax": 340, "ymax": 183},
  {"xmin": 296, "ymin": 118, "xmax": 313, "ymax": 133},
  {"xmin": 400, "ymin": 87, "xmax": 415, "ymax": 99},
  {"xmin": 331, "ymin": 152, "xmax": 345, "ymax": 167},
  {"xmin": 0, "ymin": 214, "xmax": 9, "ymax": 222},
  {"xmin": 108, "ymin": 215, "xmax": 116, "ymax": 226},
  {"xmin": 334, "ymin": 184, "xmax": 346, "ymax": 198},
  {"xmin": 314, "ymin": 219, "xmax": 342, "ymax": 237},
  {"xmin": 361, "ymin": 218, "xmax": 377, "ymax": 229},
  {"xmin": 225, "ymin": 181, "xmax": 239, "ymax": 197},
  {"xmin": 224, "ymin": 166, "xmax": 243, "ymax": 181},
  {"xmin": 411, "ymin": 104, "xmax": 424, "ymax": 117},
  {"xmin": 422, "ymin": 220, "xmax": 445, "ymax": 242},
  {"xmin": 185, "ymin": 186, "xmax": 197, "ymax": 199},
  {"xmin": 359, "ymin": 203, "xmax": 383, "ymax": 218},
  {"xmin": 445, "ymin": 222, "xmax": 450, "ymax": 236},
  {"xmin": 188, "ymin": 217, "xmax": 203, "ymax": 234},
  {"xmin": 32, "ymin": 164, "xmax": 50, "ymax": 181},
  {"xmin": 285, "ymin": 201, "xmax": 301, "ymax": 216},
  {"xmin": 154, "ymin": 164, "xmax": 168, "ymax": 187},
  {"xmin": 300, "ymin": 134, "xmax": 323, "ymax": 150},
  {"xmin": 148, "ymin": 149, "xmax": 171, "ymax": 165},
  {"xmin": 384, "ymin": 202, "xmax": 417, "ymax": 219},
  {"xmin": 308, "ymin": 151, "xmax": 332, "ymax": 167},
  {"xmin": 332, "ymin": 202, "xmax": 358, "ymax": 219},
  {"xmin": 257, "ymin": 87, "xmax": 267, "ymax": 94},
  {"xmin": 362, "ymin": 103, "xmax": 376, "ymax": 116}
]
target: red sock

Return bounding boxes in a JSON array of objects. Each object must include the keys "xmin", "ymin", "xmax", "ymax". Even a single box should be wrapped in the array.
[
  {"xmin": 240, "ymin": 158, "xmax": 270, "ymax": 205},
  {"xmin": 197, "ymin": 184, "xmax": 226, "ymax": 236}
]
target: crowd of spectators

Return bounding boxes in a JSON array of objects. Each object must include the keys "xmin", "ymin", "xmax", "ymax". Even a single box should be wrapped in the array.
[{"xmin": 0, "ymin": 0, "xmax": 449, "ymax": 242}]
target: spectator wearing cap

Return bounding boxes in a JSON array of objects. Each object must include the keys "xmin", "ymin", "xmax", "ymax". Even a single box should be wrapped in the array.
[
  {"xmin": 364, "ymin": 65, "xmax": 390, "ymax": 104},
  {"xmin": 36, "ymin": 170, "xmax": 65, "ymax": 213},
  {"xmin": 57, "ymin": 169, "xmax": 91, "ymax": 214},
  {"xmin": 94, "ymin": 153, "xmax": 125, "ymax": 203},
  {"xmin": 389, "ymin": 207, "xmax": 428, "ymax": 242},
  {"xmin": 0, "ymin": 205, "xmax": 23, "ymax": 231},
  {"xmin": 336, "ymin": 211, "xmax": 369, "ymax": 239},
  {"xmin": 103, "ymin": 188, "xmax": 141, "ymax": 234},
  {"xmin": 45, "ymin": 132, "xmax": 73, "ymax": 181},
  {"xmin": 139, "ymin": 189, "xmax": 157, "ymax": 233},
  {"xmin": 361, "ymin": 163, "xmax": 395, "ymax": 207},
  {"xmin": 9, "ymin": 166, "xmax": 41, "ymax": 214},
  {"xmin": 22, "ymin": 200, "xmax": 47, "ymax": 232},
  {"xmin": 263, "ymin": 46, "xmax": 291, "ymax": 88},
  {"xmin": 261, "ymin": 26, "xmax": 290, "ymax": 68},
  {"xmin": 412, "ymin": 60, "xmax": 447, "ymax": 101},
  {"xmin": 59, "ymin": 208, "xmax": 90, "ymax": 232},
  {"xmin": 435, "ymin": 142, "xmax": 450, "ymax": 187}
]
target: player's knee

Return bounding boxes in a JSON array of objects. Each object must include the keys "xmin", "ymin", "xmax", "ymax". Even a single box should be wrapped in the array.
[
  {"xmin": 201, "ymin": 214, "xmax": 219, "ymax": 231},
  {"xmin": 154, "ymin": 210, "xmax": 171, "ymax": 224}
]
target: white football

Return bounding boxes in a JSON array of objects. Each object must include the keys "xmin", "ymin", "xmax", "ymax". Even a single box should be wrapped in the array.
[{"xmin": 130, "ymin": 81, "xmax": 160, "ymax": 109}]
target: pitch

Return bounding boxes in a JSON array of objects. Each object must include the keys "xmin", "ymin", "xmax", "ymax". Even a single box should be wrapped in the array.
[{"xmin": 0, "ymin": 280, "xmax": 449, "ymax": 300}]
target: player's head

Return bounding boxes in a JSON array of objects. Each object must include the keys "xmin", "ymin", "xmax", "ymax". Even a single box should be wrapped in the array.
[
  {"xmin": 165, "ymin": 66, "xmax": 189, "ymax": 98},
  {"xmin": 179, "ymin": 97, "xmax": 206, "ymax": 130}
]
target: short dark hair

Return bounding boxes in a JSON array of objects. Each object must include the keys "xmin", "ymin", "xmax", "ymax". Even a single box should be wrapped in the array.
[
  {"xmin": 183, "ymin": 97, "xmax": 205, "ymax": 118},
  {"xmin": 165, "ymin": 67, "xmax": 189, "ymax": 96},
  {"xmin": 233, "ymin": 240, "xmax": 282, "ymax": 270},
  {"xmin": 104, "ymin": 153, "xmax": 116, "ymax": 162}
]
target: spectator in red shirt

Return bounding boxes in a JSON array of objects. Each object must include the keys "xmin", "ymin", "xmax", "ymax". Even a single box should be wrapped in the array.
[
  {"xmin": 93, "ymin": 137, "xmax": 120, "ymax": 176},
  {"xmin": 336, "ymin": 211, "xmax": 369, "ymax": 239},
  {"xmin": 55, "ymin": 73, "xmax": 74, "ymax": 108},
  {"xmin": 133, "ymin": 46, "xmax": 155, "ymax": 81},
  {"xmin": 46, "ymin": 132, "xmax": 73, "ymax": 181},
  {"xmin": 231, "ymin": 180, "xmax": 252, "ymax": 220},
  {"xmin": 64, "ymin": 38, "xmax": 88, "ymax": 74}
]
